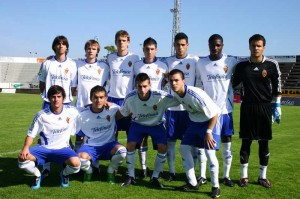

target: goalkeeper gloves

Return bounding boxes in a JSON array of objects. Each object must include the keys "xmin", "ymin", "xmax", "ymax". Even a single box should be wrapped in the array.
[{"xmin": 272, "ymin": 97, "xmax": 281, "ymax": 125}]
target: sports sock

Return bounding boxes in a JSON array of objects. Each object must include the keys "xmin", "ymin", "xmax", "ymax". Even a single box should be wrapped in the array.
[
  {"xmin": 80, "ymin": 158, "xmax": 92, "ymax": 174},
  {"xmin": 259, "ymin": 165, "xmax": 267, "ymax": 179},
  {"xmin": 63, "ymin": 164, "xmax": 80, "ymax": 176},
  {"xmin": 167, "ymin": 140, "xmax": 176, "ymax": 174},
  {"xmin": 108, "ymin": 146, "xmax": 127, "ymax": 173},
  {"xmin": 180, "ymin": 145, "xmax": 197, "ymax": 186},
  {"xmin": 222, "ymin": 142, "xmax": 232, "ymax": 178},
  {"xmin": 19, "ymin": 160, "xmax": 41, "ymax": 177},
  {"xmin": 138, "ymin": 146, "xmax": 148, "ymax": 170},
  {"xmin": 241, "ymin": 163, "xmax": 248, "ymax": 178},
  {"xmin": 126, "ymin": 150, "xmax": 136, "ymax": 178},
  {"xmin": 199, "ymin": 148, "xmax": 207, "ymax": 178},
  {"xmin": 205, "ymin": 149, "xmax": 219, "ymax": 188},
  {"xmin": 152, "ymin": 152, "xmax": 167, "ymax": 178}
]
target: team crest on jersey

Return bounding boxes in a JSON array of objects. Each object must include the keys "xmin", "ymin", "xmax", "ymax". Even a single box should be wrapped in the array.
[
  {"xmin": 153, "ymin": 105, "xmax": 158, "ymax": 110},
  {"xmin": 64, "ymin": 68, "xmax": 69, "ymax": 74},
  {"xmin": 262, "ymin": 70, "xmax": 267, "ymax": 78},
  {"xmin": 156, "ymin": 69, "xmax": 160, "ymax": 75},
  {"xmin": 223, "ymin": 65, "xmax": 228, "ymax": 73},
  {"xmin": 66, "ymin": 117, "xmax": 70, "ymax": 124},
  {"xmin": 98, "ymin": 68, "xmax": 102, "ymax": 75},
  {"xmin": 128, "ymin": 61, "xmax": 132, "ymax": 67},
  {"xmin": 106, "ymin": 115, "xmax": 111, "ymax": 122},
  {"xmin": 186, "ymin": 63, "xmax": 190, "ymax": 70}
]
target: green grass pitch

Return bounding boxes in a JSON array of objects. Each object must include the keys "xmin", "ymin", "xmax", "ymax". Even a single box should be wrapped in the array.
[{"xmin": 0, "ymin": 93, "xmax": 299, "ymax": 199}]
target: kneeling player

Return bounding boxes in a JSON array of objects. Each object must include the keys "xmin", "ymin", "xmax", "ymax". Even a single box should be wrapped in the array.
[
  {"xmin": 18, "ymin": 85, "xmax": 80, "ymax": 189},
  {"xmin": 77, "ymin": 85, "xmax": 127, "ymax": 184}
]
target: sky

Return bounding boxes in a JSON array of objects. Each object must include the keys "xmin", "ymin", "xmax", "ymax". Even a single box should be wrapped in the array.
[{"xmin": 0, "ymin": 0, "xmax": 300, "ymax": 59}]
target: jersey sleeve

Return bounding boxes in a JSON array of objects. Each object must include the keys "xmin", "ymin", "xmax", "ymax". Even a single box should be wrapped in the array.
[
  {"xmin": 27, "ymin": 112, "xmax": 43, "ymax": 138},
  {"xmin": 37, "ymin": 62, "xmax": 47, "ymax": 82},
  {"xmin": 70, "ymin": 61, "xmax": 78, "ymax": 87},
  {"xmin": 232, "ymin": 63, "xmax": 242, "ymax": 88},
  {"xmin": 119, "ymin": 97, "xmax": 131, "ymax": 117},
  {"xmin": 271, "ymin": 60, "xmax": 282, "ymax": 96}
]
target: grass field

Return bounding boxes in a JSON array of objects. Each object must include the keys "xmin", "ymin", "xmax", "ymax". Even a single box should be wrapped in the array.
[{"xmin": 0, "ymin": 93, "xmax": 299, "ymax": 199}]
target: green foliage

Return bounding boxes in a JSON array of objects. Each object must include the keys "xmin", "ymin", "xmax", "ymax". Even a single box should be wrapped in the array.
[{"xmin": 0, "ymin": 93, "xmax": 299, "ymax": 199}]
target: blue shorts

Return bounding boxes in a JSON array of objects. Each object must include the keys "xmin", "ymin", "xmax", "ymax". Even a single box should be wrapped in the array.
[
  {"xmin": 166, "ymin": 110, "xmax": 191, "ymax": 140},
  {"xmin": 220, "ymin": 113, "xmax": 234, "ymax": 137},
  {"xmin": 181, "ymin": 120, "xmax": 221, "ymax": 150},
  {"xmin": 108, "ymin": 97, "xmax": 131, "ymax": 133},
  {"xmin": 128, "ymin": 122, "xmax": 167, "ymax": 146},
  {"xmin": 29, "ymin": 146, "xmax": 78, "ymax": 166},
  {"xmin": 78, "ymin": 141, "xmax": 120, "ymax": 162},
  {"xmin": 42, "ymin": 101, "xmax": 72, "ymax": 109}
]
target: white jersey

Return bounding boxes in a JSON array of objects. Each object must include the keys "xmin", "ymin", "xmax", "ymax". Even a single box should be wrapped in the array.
[
  {"xmin": 165, "ymin": 54, "xmax": 199, "ymax": 111},
  {"xmin": 107, "ymin": 52, "xmax": 140, "ymax": 98},
  {"xmin": 76, "ymin": 59, "xmax": 109, "ymax": 108},
  {"xmin": 38, "ymin": 57, "xmax": 77, "ymax": 103},
  {"xmin": 196, "ymin": 54, "xmax": 237, "ymax": 114},
  {"xmin": 133, "ymin": 58, "xmax": 168, "ymax": 90},
  {"xmin": 27, "ymin": 105, "xmax": 79, "ymax": 149},
  {"xmin": 76, "ymin": 104, "xmax": 119, "ymax": 147},
  {"xmin": 173, "ymin": 85, "xmax": 221, "ymax": 122},
  {"xmin": 120, "ymin": 89, "xmax": 180, "ymax": 126}
]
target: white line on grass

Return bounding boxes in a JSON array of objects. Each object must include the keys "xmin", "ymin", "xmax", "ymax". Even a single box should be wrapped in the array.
[{"xmin": 0, "ymin": 150, "xmax": 20, "ymax": 157}]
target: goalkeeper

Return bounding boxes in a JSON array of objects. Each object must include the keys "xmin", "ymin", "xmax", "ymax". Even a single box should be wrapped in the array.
[{"xmin": 232, "ymin": 34, "xmax": 282, "ymax": 189}]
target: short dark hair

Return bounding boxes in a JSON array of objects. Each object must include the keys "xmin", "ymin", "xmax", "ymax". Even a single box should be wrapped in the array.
[
  {"xmin": 90, "ymin": 85, "xmax": 107, "ymax": 99},
  {"xmin": 84, "ymin": 39, "xmax": 100, "ymax": 56},
  {"xmin": 135, "ymin": 73, "xmax": 150, "ymax": 85},
  {"xmin": 143, "ymin": 37, "xmax": 157, "ymax": 48},
  {"xmin": 169, "ymin": 69, "xmax": 185, "ymax": 80},
  {"xmin": 52, "ymin": 35, "xmax": 69, "ymax": 55},
  {"xmin": 249, "ymin": 34, "xmax": 266, "ymax": 46},
  {"xmin": 209, "ymin": 34, "xmax": 223, "ymax": 44},
  {"xmin": 174, "ymin": 32, "xmax": 188, "ymax": 43},
  {"xmin": 47, "ymin": 85, "xmax": 66, "ymax": 100}
]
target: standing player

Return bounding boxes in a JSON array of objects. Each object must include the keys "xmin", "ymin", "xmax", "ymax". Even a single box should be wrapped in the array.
[
  {"xmin": 119, "ymin": 73, "xmax": 180, "ymax": 188},
  {"xmin": 232, "ymin": 34, "xmax": 282, "ymax": 188},
  {"xmin": 18, "ymin": 85, "xmax": 80, "ymax": 189},
  {"xmin": 76, "ymin": 86, "xmax": 127, "ymax": 184},
  {"xmin": 132, "ymin": 37, "xmax": 168, "ymax": 178},
  {"xmin": 196, "ymin": 34, "xmax": 237, "ymax": 187},
  {"xmin": 169, "ymin": 69, "xmax": 221, "ymax": 198},
  {"xmin": 164, "ymin": 32, "xmax": 199, "ymax": 181},
  {"xmin": 37, "ymin": 35, "xmax": 77, "ymax": 176}
]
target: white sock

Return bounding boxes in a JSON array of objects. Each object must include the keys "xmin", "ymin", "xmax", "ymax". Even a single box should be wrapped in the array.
[
  {"xmin": 108, "ymin": 147, "xmax": 127, "ymax": 173},
  {"xmin": 180, "ymin": 145, "xmax": 197, "ymax": 186},
  {"xmin": 259, "ymin": 165, "xmax": 267, "ymax": 179},
  {"xmin": 192, "ymin": 147, "xmax": 199, "ymax": 170},
  {"xmin": 19, "ymin": 160, "xmax": 41, "ymax": 177},
  {"xmin": 80, "ymin": 158, "xmax": 92, "ymax": 174},
  {"xmin": 222, "ymin": 142, "xmax": 232, "ymax": 178},
  {"xmin": 205, "ymin": 149, "xmax": 219, "ymax": 188},
  {"xmin": 126, "ymin": 150, "xmax": 136, "ymax": 178},
  {"xmin": 199, "ymin": 148, "xmax": 207, "ymax": 178},
  {"xmin": 152, "ymin": 152, "xmax": 167, "ymax": 178},
  {"xmin": 167, "ymin": 140, "xmax": 176, "ymax": 174},
  {"xmin": 241, "ymin": 163, "xmax": 248, "ymax": 178},
  {"xmin": 138, "ymin": 146, "xmax": 148, "ymax": 170},
  {"xmin": 43, "ymin": 162, "xmax": 51, "ymax": 171},
  {"xmin": 63, "ymin": 164, "xmax": 80, "ymax": 176}
]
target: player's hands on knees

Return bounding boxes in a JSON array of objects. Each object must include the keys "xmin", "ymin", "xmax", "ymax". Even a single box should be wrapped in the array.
[
  {"xmin": 205, "ymin": 133, "xmax": 216, "ymax": 149},
  {"xmin": 19, "ymin": 147, "xmax": 30, "ymax": 161}
]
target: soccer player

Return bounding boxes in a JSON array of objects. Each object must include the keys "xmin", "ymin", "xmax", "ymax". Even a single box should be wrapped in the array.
[
  {"xmin": 232, "ymin": 34, "xmax": 282, "ymax": 189},
  {"xmin": 76, "ymin": 85, "xmax": 127, "ymax": 184},
  {"xmin": 18, "ymin": 85, "xmax": 80, "ymax": 189},
  {"xmin": 132, "ymin": 37, "xmax": 168, "ymax": 178},
  {"xmin": 37, "ymin": 35, "xmax": 77, "ymax": 177},
  {"xmin": 38, "ymin": 35, "xmax": 77, "ymax": 109},
  {"xmin": 196, "ymin": 34, "xmax": 237, "ymax": 187},
  {"xmin": 169, "ymin": 69, "xmax": 221, "ymax": 198},
  {"xmin": 164, "ymin": 32, "xmax": 199, "ymax": 181},
  {"xmin": 119, "ymin": 73, "xmax": 180, "ymax": 188}
]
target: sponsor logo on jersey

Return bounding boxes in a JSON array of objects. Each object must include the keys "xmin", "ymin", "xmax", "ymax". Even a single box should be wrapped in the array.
[
  {"xmin": 186, "ymin": 63, "xmax": 190, "ymax": 70},
  {"xmin": 64, "ymin": 68, "xmax": 69, "ymax": 74},
  {"xmin": 97, "ymin": 115, "xmax": 101, "ymax": 119},
  {"xmin": 81, "ymin": 75, "xmax": 101, "ymax": 81},
  {"xmin": 106, "ymin": 115, "xmax": 111, "ymax": 122},
  {"xmin": 207, "ymin": 74, "xmax": 227, "ymax": 80},
  {"xmin": 213, "ymin": 63, "xmax": 218, "ymax": 67},
  {"xmin": 91, "ymin": 124, "xmax": 112, "ymax": 133},
  {"xmin": 223, "ymin": 65, "xmax": 228, "ymax": 73},
  {"xmin": 128, "ymin": 61, "xmax": 132, "ymax": 67},
  {"xmin": 262, "ymin": 69, "xmax": 267, "ymax": 78},
  {"xmin": 146, "ymin": 65, "xmax": 151, "ymax": 69},
  {"xmin": 66, "ymin": 117, "xmax": 70, "ymax": 124},
  {"xmin": 112, "ymin": 69, "xmax": 131, "ymax": 75},
  {"xmin": 58, "ymin": 117, "xmax": 62, "ymax": 120},
  {"xmin": 52, "ymin": 127, "xmax": 68, "ymax": 135},
  {"xmin": 156, "ymin": 69, "xmax": 160, "ymax": 75},
  {"xmin": 50, "ymin": 74, "xmax": 69, "ymax": 81},
  {"xmin": 153, "ymin": 104, "xmax": 158, "ymax": 110},
  {"xmin": 98, "ymin": 68, "xmax": 102, "ymax": 75},
  {"xmin": 253, "ymin": 67, "xmax": 259, "ymax": 71},
  {"xmin": 137, "ymin": 112, "xmax": 159, "ymax": 119}
]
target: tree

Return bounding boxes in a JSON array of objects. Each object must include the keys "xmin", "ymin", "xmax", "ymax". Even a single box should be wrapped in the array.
[{"xmin": 104, "ymin": 45, "xmax": 117, "ymax": 55}]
